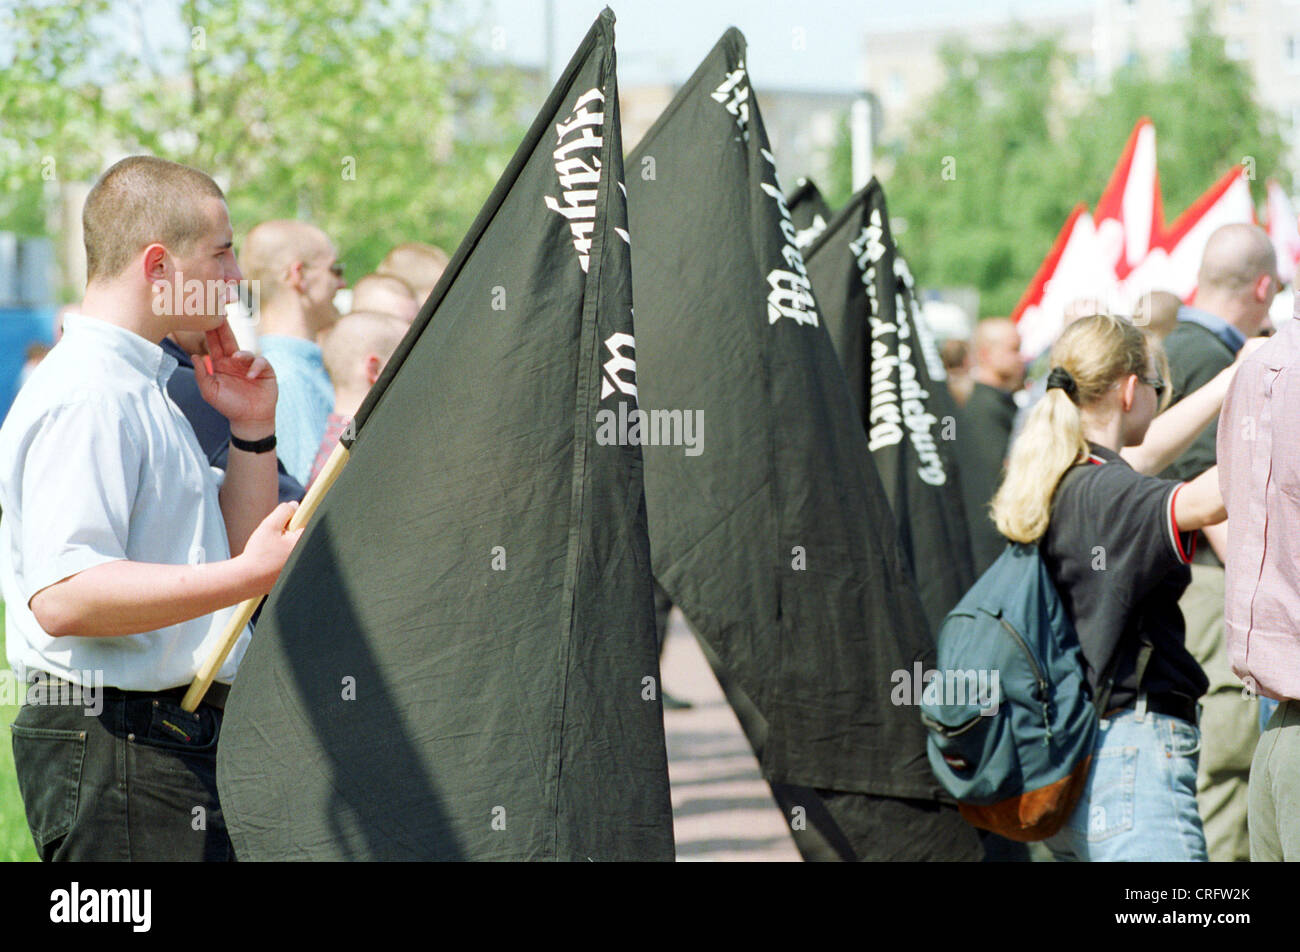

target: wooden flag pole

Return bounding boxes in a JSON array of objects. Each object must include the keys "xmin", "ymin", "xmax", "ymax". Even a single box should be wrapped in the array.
[{"xmin": 182, "ymin": 440, "xmax": 352, "ymax": 712}]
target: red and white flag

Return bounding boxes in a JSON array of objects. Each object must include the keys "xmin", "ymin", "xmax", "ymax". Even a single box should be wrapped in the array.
[{"xmin": 1014, "ymin": 118, "xmax": 1256, "ymax": 359}]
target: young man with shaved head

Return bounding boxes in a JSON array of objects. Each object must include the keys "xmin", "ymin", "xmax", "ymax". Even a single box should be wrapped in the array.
[
  {"xmin": 957, "ymin": 316, "xmax": 1026, "ymax": 575},
  {"xmin": 349, "ymin": 272, "xmax": 419, "ymax": 323},
  {"xmin": 1160, "ymin": 222, "xmax": 1282, "ymax": 862},
  {"xmin": 307, "ymin": 311, "xmax": 407, "ymax": 487},
  {"xmin": 376, "ymin": 241, "xmax": 448, "ymax": 305},
  {"xmin": 0, "ymin": 155, "xmax": 302, "ymax": 861},
  {"xmin": 241, "ymin": 219, "xmax": 346, "ymax": 485}
]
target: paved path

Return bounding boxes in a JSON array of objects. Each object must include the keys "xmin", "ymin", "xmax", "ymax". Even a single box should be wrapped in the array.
[{"xmin": 659, "ymin": 610, "xmax": 800, "ymax": 862}]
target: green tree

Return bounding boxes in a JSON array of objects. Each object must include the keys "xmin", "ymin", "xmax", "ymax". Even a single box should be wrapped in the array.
[
  {"xmin": 0, "ymin": 0, "xmax": 540, "ymax": 289},
  {"xmin": 874, "ymin": 6, "xmax": 1288, "ymax": 318}
]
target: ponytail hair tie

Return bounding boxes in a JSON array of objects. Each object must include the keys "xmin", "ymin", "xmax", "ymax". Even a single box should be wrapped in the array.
[{"xmin": 1045, "ymin": 366, "xmax": 1079, "ymax": 402}]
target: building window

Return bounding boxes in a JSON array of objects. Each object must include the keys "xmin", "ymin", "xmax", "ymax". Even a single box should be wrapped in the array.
[{"xmin": 1287, "ymin": 35, "xmax": 1300, "ymax": 69}]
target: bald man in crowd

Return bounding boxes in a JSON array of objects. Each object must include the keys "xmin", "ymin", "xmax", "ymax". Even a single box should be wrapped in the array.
[
  {"xmin": 350, "ymin": 272, "xmax": 419, "ymax": 323},
  {"xmin": 1160, "ymin": 223, "xmax": 1281, "ymax": 862},
  {"xmin": 241, "ymin": 220, "xmax": 346, "ymax": 485},
  {"xmin": 957, "ymin": 317, "xmax": 1026, "ymax": 575},
  {"xmin": 377, "ymin": 241, "xmax": 449, "ymax": 305},
  {"xmin": 1134, "ymin": 289, "xmax": 1183, "ymax": 342},
  {"xmin": 307, "ymin": 311, "xmax": 408, "ymax": 487}
]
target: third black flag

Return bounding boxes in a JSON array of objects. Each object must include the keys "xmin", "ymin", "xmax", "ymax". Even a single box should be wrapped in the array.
[{"xmin": 804, "ymin": 179, "xmax": 976, "ymax": 632}]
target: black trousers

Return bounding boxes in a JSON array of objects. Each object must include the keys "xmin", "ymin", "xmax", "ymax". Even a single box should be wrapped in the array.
[{"xmin": 10, "ymin": 688, "xmax": 234, "ymax": 861}]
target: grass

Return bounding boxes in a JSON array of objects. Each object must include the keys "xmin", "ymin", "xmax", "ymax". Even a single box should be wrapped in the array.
[{"xmin": 0, "ymin": 606, "xmax": 40, "ymax": 861}]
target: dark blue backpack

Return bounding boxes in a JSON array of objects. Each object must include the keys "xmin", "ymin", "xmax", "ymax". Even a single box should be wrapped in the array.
[{"xmin": 920, "ymin": 540, "xmax": 1128, "ymax": 842}]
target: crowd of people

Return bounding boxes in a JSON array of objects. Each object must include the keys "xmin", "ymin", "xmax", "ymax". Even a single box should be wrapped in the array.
[
  {"xmin": 5, "ymin": 150, "xmax": 1300, "ymax": 863},
  {"xmin": 944, "ymin": 221, "xmax": 1296, "ymax": 861}
]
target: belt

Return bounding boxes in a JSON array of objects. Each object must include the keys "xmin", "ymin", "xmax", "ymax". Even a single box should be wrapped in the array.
[
  {"xmin": 1105, "ymin": 693, "xmax": 1197, "ymax": 725},
  {"xmin": 26, "ymin": 674, "xmax": 229, "ymax": 711}
]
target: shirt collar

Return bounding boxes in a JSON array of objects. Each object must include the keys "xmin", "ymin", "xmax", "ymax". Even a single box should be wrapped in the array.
[
  {"xmin": 61, "ymin": 312, "xmax": 178, "ymax": 387},
  {"xmin": 1084, "ymin": 441, "xmax": 1122, "ymax": 466},
  {"xmin": 159, "ymin": 335, "xmax": 195, "ymax": 370},
  {"xmin": 1177, "ymin": 305, "xmax": 1246, "ymax": 355},
  {"xmin": 259, "ymin": 334, "xmax": 324, "ymax": 363}
]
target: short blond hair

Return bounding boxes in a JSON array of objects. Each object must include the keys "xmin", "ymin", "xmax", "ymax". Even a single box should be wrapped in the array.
[
  {"xmin": 377, "ymin": 242, "xmax": 448, "ymax": 296},
  {"xmin": 350, "ymin": 272, "xmax": 415, "ymax": 317},
  {"xmin": 321, "ymin": 311, "xmax": 407, "ymax": 391},
  {"xmin": 83, "ymin": 156, "xmax": 225, "ymax": 282}
]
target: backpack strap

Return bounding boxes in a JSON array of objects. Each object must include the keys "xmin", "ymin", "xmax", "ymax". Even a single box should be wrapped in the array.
[{"xmin": 1050, "ymin": 459, "xmax": 1156, "ymax": 716}]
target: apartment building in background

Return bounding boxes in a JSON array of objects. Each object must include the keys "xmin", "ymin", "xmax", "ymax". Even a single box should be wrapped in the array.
[{"xmin": 865, "ymin": 0, "xmax": 1300, "ymax": 183}]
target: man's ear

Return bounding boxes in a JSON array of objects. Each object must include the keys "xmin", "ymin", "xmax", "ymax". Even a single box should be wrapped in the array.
[
  {"xmin": 143, "ymin": 244, "xmax": 169, "ymax": 283},
  {"xmin": 286, "ymin": 261, "xmax": 307, "ymax": 294},
  {"xmin": 1255, "ymin": 273, "xmax": 1274, "ymax": 303},
  {"xmin": 364, "ymin": 353, "xmax": 383, "ymax": 386}
]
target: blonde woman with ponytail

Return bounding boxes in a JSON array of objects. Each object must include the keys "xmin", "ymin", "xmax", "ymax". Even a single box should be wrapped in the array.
[{"xmin": 990, "ymin": 313, "xmax": 1261, "ymax": 861}]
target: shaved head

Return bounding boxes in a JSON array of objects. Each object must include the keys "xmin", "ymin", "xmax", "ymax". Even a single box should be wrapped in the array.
[
  {"xmin": 83, "ymin": 155, "xmax": 225, "ymax": 282},
  {"xmin": 241, "ymin": 220, "xmax": 333, "ymax": 304},
  {"xmin": 321, "ymin": 311, "xmax": 407, "ymax": 393},
  {"xmin": 1194, "ymin": 223, "xmax": 1280, "ymax": 336},
  {"xmin": 1198, "ymin": 224, "xmax": 1278, "ymax": 297},
  {"xmin": 1133, "ymin": 290, "xmax": 1182, "ymax": 340},
  {"xmin": 377, "ymin": 242, "xmax": 448, "ymax": 302},
  {"xmin": 972, "ymin": 317, "xmax": 1017, "ymax": 354},
  {"xmin": 972, "ymin": 317, "xmax": 1025, "ymax": 391},
  {"xmin": 350, "ymin": 272, "xmax": 417, "ymax": 322}
]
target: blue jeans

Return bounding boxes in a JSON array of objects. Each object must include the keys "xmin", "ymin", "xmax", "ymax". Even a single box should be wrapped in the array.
[
  {"xmin": 1045, "ymin": 707, "xmax": 1208, "ymax": 861},
  {"xmin": 1261, "ymin": 697, "xmax": 1280, "ymax": 733}
]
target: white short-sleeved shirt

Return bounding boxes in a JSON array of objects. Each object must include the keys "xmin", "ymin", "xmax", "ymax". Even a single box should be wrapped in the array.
[{"xmin": 0, "ymin": 313, "xmax": 252, "ymax": 690}]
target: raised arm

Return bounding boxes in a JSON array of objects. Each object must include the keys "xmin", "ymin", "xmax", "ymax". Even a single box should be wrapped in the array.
[
  {"xmin": 1172, "ymin": 465, "xmax": 1226, "ymax": 533},
  {"xmin": 1122, "ymin": 338, "xmax": 1267, "ymax": 475}
]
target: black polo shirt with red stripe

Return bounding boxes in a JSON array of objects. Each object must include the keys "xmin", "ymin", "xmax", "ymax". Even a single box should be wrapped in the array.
[{"xmin": 1041, "ymin": 442, "xmax": 1209, "ymax": 711}]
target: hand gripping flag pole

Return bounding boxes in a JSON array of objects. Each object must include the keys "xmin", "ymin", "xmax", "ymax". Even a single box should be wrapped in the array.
[{"xmin": 181, "ymin": 439, "xmax": 351, "ymax": 712}]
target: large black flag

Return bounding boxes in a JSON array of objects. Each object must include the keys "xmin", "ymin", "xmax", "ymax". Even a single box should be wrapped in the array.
[
  {"xmin": 804, "ymin": 180, "xmax": 975, "ymax": 633},
  {"xmin": 626, "ymin": 30, "xmax": 980, "ymax": 860},
  {"xmin": 217, "ymin": 9, "xmax": 675, "ymax": 861},
  {"xmin": 787, "ymin": 177, "xmax": 832, "ymax": 250}
]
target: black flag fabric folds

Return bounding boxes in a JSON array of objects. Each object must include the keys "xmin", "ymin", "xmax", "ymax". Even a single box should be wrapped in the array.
[
  {"xmin": 804, "ymin": 180, "xmax": 976, "ymax": 633},
  {"xmin": 217, "ymin": 9, "xmax": 675, "ymax": 861},
  {"xmin": 626, "ymin": 30, "xmax": 981, "ymax": 860},
  {"xmin": 787, "ymin": 177, "xmax": 832, "ymax": 250}
]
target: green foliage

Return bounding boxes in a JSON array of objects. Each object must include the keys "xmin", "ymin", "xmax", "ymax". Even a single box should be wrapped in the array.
[
  {"xmin": 0, "ymin": 608, "xmax": 38, "ymax": 862},
  {"xmin": 0, "ymin": 0, "xmax": 540, "ymax": 279},
  {"xmin": 876, "ymin": 7, "xmax": 1289, "ymax": 318}
]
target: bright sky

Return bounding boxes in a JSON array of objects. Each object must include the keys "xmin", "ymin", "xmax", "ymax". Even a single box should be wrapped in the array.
[
  {"xmin": 481, "ymin": 0, "xmax": 1094, "ymax": 91},
  {"xmin": 45, "ymin": 0, "xmax": 1096, "ymax": 95}
]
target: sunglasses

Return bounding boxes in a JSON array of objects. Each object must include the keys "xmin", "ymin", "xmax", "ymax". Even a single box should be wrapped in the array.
[{"xmin": 1141, "ymin": 375, "xmax": 1166, "ymax": 401}]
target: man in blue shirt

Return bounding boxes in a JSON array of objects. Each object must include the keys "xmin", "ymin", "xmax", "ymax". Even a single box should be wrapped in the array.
[{"xmin": 241, "ymin": 220, "xmax": 345, "ymax": 484}]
